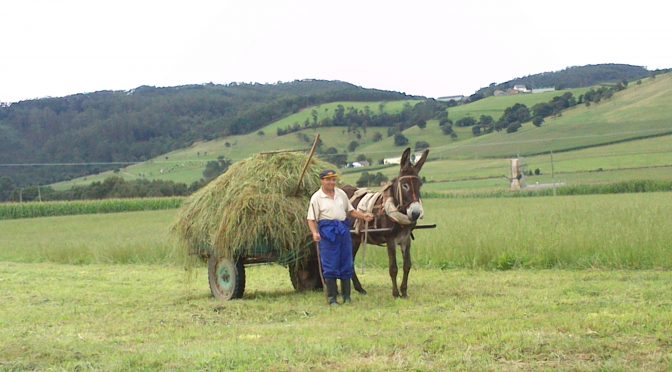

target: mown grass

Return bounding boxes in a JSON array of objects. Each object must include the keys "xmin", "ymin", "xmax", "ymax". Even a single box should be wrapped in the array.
[
  {"xmin": 2, "ymin": 194, "xmax": 671, "ymax": 270},
  {"xmin": 1, "ymin": 263, "xmax": 670, "ymax": 370},
  {"xmin": 0, "ymin": 197, "xmax": 183, "ymax": 220}
]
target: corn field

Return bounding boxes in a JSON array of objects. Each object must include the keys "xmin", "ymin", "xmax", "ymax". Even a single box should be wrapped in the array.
[{"xmin": 0, "ymin": 197, "xmax": 184, "ymax": 220}]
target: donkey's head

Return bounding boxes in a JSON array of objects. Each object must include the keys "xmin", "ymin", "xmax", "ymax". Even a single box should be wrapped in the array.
[{"xmin": 392, "ymin": 147, "xmax": 429, "ymax": 222}]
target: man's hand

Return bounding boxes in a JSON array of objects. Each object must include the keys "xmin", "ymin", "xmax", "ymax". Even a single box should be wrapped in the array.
[
  {"xmin": 312, "ymin": 232, "xmax": 321, "ymax": 242},
  {"xmin": 360, "ymin": 212, "xmax": 374, "ymax": 222}
]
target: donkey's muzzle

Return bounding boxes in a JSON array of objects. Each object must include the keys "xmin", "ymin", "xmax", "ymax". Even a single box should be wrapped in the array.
[{"xmin": 407, "ymin": 201, "xmax": 424, "ymax": 221}]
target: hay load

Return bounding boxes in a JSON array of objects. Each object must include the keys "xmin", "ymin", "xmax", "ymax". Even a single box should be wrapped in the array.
[{"xmin": 172, "ymin": 151, "xmax": 334, "ymax": 265}]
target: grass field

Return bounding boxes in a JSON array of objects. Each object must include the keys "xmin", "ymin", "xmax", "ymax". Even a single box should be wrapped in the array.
[
  {"xmin": 339, "ymin": 134, "xmax": 672, "ymax": 194},
  {"xmin": 2, "ymin": 194, "xmax": 671, "ymax": 269},
  {"xmin": 424, "ymin": 74, "xmax": 672, "ymax": 160},
  {"xmin": 1, "ymin": 263, "xmax": 670, "ymax": 369},
  {"xmin": 2, "ymin": 194, "xmax": 672, "ymax": 369}
]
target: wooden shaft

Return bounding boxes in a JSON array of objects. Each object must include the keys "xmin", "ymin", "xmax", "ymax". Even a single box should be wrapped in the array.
[{"xmin": 294, "ymin": 134, "xmax": 320, "ymax": 195}]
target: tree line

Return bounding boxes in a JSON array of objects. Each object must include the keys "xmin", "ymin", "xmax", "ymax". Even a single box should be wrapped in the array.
[
  {"xmin": 471, "ymin": 63, "xmax": 650, "ymax": 101},
  {"xmin": 0, "ymin": 80, "xmax": 415, "ymax": 187},
  {"xmin": 464, "ymin": 82, "xmax": 627, "ymax": 135},
  {"xmin": 0, "ymin": 175, "xmax": 192, "ymax": 202}
]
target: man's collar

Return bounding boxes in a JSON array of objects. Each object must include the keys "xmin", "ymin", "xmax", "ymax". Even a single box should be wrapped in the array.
[{"xmin": 318, "ymin": 187, "xmax": 337, "ymax": 198}]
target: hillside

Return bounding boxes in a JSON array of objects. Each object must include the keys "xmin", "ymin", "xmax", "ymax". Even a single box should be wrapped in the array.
[
  {"xmin": 424, "ymin": 73, "xmax": 672, "ymax": 160},
  {"xmin": 49, "ymin": 73, "xmax": 672, "ymax": 193},
  {"xmin": 473, "ymin": 64, "xmax": 652, "ymax": 98},
  {"xmin": 0, "ymin": 80, "xmax": 416, "ymax": 186}
]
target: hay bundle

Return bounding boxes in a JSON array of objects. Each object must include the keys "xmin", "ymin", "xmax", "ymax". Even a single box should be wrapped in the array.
[{"xmin": 172, "ymin": 152, "xmax": 334, "ymax": 264}]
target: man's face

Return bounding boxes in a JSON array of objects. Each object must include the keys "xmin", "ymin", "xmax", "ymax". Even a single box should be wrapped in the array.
[{"xmin": 321, "ymin": 177, "xmax": 337, "ymax": 192}]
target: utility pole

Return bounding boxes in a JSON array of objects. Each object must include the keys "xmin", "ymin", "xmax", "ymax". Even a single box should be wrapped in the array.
[
  {"xmin": 37, "ymin": 185, "xmax": 42, "ymax": 202},
  {"xmin": 550, "ymin": 151, "xmax": 556, "ymax": 196}
]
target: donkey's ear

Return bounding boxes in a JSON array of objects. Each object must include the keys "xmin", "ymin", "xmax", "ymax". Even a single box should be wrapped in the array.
[
  {"xmin": 400, "ymin": 147, "xmax": 412, "ymax": 168},
  {"xmin": 414, "ymin": 149, "xmax": 429, "ymax": 172}
]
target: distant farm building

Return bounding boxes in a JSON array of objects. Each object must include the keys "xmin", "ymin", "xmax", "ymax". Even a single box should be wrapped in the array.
[
  {"xmin": 384, "ymin": 152, "xmax": 425, "ymax": 165},
  {"xmin": 347, "ymin": 160, "xmax": 370, "ymax": 168},
  {"xmin": 437, "ymin": 95, "xmax": 465, "ymax": 102},
  {"xmin": 513, "ymin": 84, "xmax": 530, "ymax": 93},
  {"xmin": 532, "ymin": 87, "xmax": 555, "ymax": 94}
]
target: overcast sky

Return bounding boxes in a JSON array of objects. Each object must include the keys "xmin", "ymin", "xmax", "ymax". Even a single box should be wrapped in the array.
[{"xmin": 1, "ymin": 0, "xmax": 670, "ymax": 103}]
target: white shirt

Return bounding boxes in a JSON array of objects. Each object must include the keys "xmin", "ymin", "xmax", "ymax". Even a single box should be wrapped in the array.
[{"xmin": 306, "ymin": 187, "xmax": 354, "ymax": 221}]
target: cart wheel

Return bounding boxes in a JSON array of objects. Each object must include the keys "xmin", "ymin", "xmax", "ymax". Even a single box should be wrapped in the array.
[
  {"xmin": 208, "ymin": 255, "xmax": 245, "ymax": 300},
  {"xmin": 289, "ymin": 254, "xmax": 323, "ymax": 292}
]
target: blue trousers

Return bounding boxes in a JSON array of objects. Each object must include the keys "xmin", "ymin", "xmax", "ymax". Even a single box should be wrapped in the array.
[{"xmin": 318, "ymin": 220, "xmax": 353, "ymax": 280}]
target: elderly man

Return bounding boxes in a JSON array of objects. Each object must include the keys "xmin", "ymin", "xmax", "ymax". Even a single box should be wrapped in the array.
[{"xmin": 307, "ymin": 169, "xmax": 373, "ymax": 305}]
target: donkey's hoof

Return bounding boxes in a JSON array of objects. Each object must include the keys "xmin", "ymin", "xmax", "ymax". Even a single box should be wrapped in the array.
[{"xmin": 356, "ymin": 288, "xmax": 367, "ymax": 295}]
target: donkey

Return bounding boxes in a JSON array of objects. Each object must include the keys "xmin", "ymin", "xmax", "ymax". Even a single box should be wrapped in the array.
[{"xmin": 342, "ymin": 147, "xmax": 428, "ymax": 298}]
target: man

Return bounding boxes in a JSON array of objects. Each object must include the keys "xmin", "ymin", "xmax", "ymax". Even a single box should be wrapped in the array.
[{"xmin": 307, "ymin": 169, "xmax": 374, "ymax": 306}]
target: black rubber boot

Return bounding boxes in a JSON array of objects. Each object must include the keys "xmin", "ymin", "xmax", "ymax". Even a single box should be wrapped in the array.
[
  {"xmin": 341, "ymin": 279, "xmax": 351, "ymax": 304},
  {"xmin": 325, "ymin": 278, "xmax": 339, "ymax": 306}
]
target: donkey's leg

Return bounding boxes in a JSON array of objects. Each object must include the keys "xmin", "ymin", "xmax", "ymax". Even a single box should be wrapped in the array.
[
  {"xmin": 387, "ymin": 241, "xmax": 400, "ymax": 298},
  {"xmin": 399, "ymin": 241, "xmax": 412, "ymax": 298},
  {"xmin": 351, "ymin": 238, "xmax": 367, "ymax": 294}
]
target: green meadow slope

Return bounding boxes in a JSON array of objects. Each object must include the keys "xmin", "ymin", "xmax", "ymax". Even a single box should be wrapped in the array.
[{"xmin": 52, "ymin": 74, "xmax": 672, "ymax": 193}]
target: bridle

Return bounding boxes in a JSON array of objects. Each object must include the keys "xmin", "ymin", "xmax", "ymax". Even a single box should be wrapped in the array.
[{"xmin": 393, "ymin": 174, "xmax": 421, "ymax": 211}]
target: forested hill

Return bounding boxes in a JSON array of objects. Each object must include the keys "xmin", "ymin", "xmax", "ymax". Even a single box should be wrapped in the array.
[
  {"xmin": 0, "ymin": 80, "xmax": 416, "ymax": 186},
  {"xmin": 473, "ymin": 64, "xmax": 657, "ymax": 98}
]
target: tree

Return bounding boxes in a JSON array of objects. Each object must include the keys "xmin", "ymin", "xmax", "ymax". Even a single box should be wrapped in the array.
[
  {"xmin": 356, "ymin": 172, "xmax": 389, "ymax": 187},
  {"xmin": 394, "ymin": 133, "xmax": 409, "ymax": 146},
  {"xmin": 323, "ymin": 153, "xmax": 347, "ymax": 168},
  {"xmin": 322, "ymin": 147, "xmax": 338, "ymax": 155},
  {"xmin": 472, "ymin": 126, "xmax": 482, "ymax": 136},
  {"xmin": 203, "ymin": 156, "xmax": 232, "ymax": 182},
  {"xmin": 0, "ymin": 176, "xmax": 15, "ymax": 201},
  {"xmin": 347, "ymin": 140, "xmax": 359, "ymax": 152},
  {"xmin": 455, "ymin": 117, "xmax": 476, "ymax": 127},
  {"xmin": 440, "ymin": 119, "xmax": 457, "ymax": 138},
  {"xmin": 506, "ymin": 121, "xmax": 522, "ymax": 133},
  {"xmin": 414, "ymin": 141, "xmax": 430, "ymax": 151},
  {"xmin": 497, "ymin": 103, "xmax": 530, "ymax": 132},
  {"xmin": 372, "ymin": 132, "xmax": 383, "ymax": 142},
  {"xmin": 532, "ymin": 116, "xmax": 544, "ymax": 127},
  {"xmin": 416, "ymin": 119, "xmax": 427, "ymax": 129}
]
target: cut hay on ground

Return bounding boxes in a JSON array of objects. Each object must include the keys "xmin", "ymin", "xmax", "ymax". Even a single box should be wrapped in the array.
[{"xmin": 172, "ymin": 152, "xmax": 334, "ymax": 264}]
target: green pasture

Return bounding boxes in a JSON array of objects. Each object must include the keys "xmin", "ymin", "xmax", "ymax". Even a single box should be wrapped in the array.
[
  {"xmin": 342, "ymin": 134, "xmax": 672, "ymax": 192},
  {"xmin": 419, "ymin": 167, "xmax": 672, "ymax": 195},
  {"xmin": 261, "ymin": 99, "xmax": 420, "ymax": 134},
  {"xmin": 51, "ymin": 101, "xmax": 417, "ymax": 191},
  {"xmin": 428, "ymin": 74, "xmax": 672, "ymax": 160},
  {"xmin": 2, "ymin": 193, "xmax": 671, "ymax": 270},
  {"xmin": 51, "ymin": 73, "xmax": 672, "ymax": 195},
  {"xmin": 447, "ymin": 87, "xmax": 590, "ymax": 121},
  {"xmin": 0, "ymin": 210, "xmax": 177, "ymax": 264},
  {"xmin": 2, "ymin": 193, "xmax": 672, "ymax": 368},
  {"xmin": 1, "ymin": 262, "xmax": 670, "ymax": 370}
]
